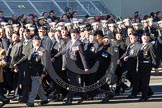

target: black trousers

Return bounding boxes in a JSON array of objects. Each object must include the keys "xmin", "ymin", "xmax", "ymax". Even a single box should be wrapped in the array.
[
  {"xmin": 66, "ymin": 69, "xmax": 87, "ymax": 100},
  {"xmin": 51, "ymin": 62, "xmax": 68, "ymax": 97},
  {"xmin": 0, "ymin": 83, "xmax": 8, "ymax": 102},
  {"xmin": 126, "ymin": 60, "xmax": 139, "ymax": 95},
  {"xmin": 115, "ymin": 65, "xmax": 128, "ymax": 92},
  {"xmin": 138, "ymin": 63, "xmax": 153, "ymax": 98},
  {"xmin": 20, "ymin": 63, "xmax": 31, "ymax": 102}
]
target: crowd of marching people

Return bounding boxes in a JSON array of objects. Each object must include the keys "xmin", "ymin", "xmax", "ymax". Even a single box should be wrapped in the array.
[{"xmin": 0, "ymin": 8, "xmax": 162, "ymax": 107}]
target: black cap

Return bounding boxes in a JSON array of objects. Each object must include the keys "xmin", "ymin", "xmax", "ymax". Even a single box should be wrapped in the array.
[
  {"xmin": 103, "ymin": 34, "xmax": 111, "ymax": 39},
  {"xmin": 94, "ymin": 30, "xmax": 104, "ymax": 37},
  {"xmin": 84, "ymin": 24, "xmax": 92, "ymax": 31},
  {"xmin": 103, "ymin": 35, "xmax": 110, "ymax": 39},
  {"xmin": 24, "ymin": 29, "xmax": 30, "ymax": 32}
]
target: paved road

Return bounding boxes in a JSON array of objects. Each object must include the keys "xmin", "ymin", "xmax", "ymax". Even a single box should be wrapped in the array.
[{"xmin": 2, "ymin": 72, "xmax": 162, "ymax": 108}]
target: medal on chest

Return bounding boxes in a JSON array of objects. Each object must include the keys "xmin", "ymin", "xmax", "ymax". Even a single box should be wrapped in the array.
[
  {"xmin": 130, "ymin": 49, "xmax": 134, "ymax": 55},
  {"xmin": 143, "ymin": 46, "xmax": 148, "ymax": 56}
]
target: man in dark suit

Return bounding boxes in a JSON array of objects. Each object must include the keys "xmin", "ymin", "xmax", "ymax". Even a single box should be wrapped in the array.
[
  {"xmin": 114, "ymin": 32, "xmax": 128, "ymax": 94},
  {"xmin": 14, "ymin": 29, "xmax": 33, "ymax": 103},
  {"xmin": 118, "ymin": 31, "xmax": 141, "ymax": 98},
  {"xmin": 108, "ymin": 23, "xmax": 116, "ymax": 39},
  {"xmin": 54, "ymin": 29, "xmax": 89, "ymax": 104},
  {"xmin": 51, "ymin": 30, "xmax": 66, "ymax": 71},
  {"xmin": 38, "ymin": 26, "xmax": 53, "ymax": 52},
  {"xmin": 95, "ymin": 36, "xmax": 114, "ymax": 103},
  {"xmin": 0, "ymin": 27, "xmax": 10, "ymax": 51},
  {"xmin": 137, "ymin": 33, "xmax": 157, "ymax": 101},
  {"xmin": 7, "ymin": 33, "xmax": 23, "ymax": 100},
  {"xmin": 50, "ymin": 30, "xmax": 67, "ymax": 100},
  {"xmin": 26, "ymin": 36, "xmax": 48, "ymax": 107},
  {"xmin": 4, "ymin": 25, "xmax": 13, "ymax": 42}
]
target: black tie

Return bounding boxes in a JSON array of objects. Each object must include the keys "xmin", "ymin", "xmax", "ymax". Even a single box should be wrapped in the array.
[{"xmin": 126, "ymin": 43, "xmax": 133, "ymax": 56}]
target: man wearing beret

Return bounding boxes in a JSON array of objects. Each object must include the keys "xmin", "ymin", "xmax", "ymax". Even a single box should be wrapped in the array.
[
  {"xmin": 137, "ymin": 33, "xmax": 157, "ymax": 101},
  {"xmin": 26, "ymin": 36, "xmax": 48, "ymax": 107},
  {"xmin": 118, "ymin": 31, "xmax": 141, "ymax": 98},
  {"xmin": 54, "ymin": 29, "xmax": 89, "ymax": 104},
  {"xmin": 38, "ymin": 26, "xmax": 53, "ymax": 52}
]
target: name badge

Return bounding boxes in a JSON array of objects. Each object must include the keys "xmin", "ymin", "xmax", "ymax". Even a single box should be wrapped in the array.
[
  {"xmin": 143, "ymin": 61, "xmax": 149, "ymax": 63},
  {"xmin": 130, "ymin": 49, "xmax": 134, "ymax": 55},
  {"xmin": 90, "ymin": 47, "xmax": 95, "ymax": 52},
  {"xmin": 37, "ymin": 51, "xmax": 44, "ymax": 56},
  {"xmin": 151, "ymin": 41, "xmax": 155, "ymax": 45},
  {"xmin": 114, "ymin": 48, "xmax": 118, "ymax": 52},
  {"xmin": 72, "ymin": 46, "xmax": 79, "ymax": 52},
  {"xmin": 144, "ymin": 51, "xmax": 148, "ymax": 55},
  {"xmin": 102, "ymin": 52, "xmax": 108, "ymax": 58}
]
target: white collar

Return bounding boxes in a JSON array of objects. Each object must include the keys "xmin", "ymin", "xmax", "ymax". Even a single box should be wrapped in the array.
[{"xmin": 71, "ymin": 39, "xmax": 76, "ymax": 42}]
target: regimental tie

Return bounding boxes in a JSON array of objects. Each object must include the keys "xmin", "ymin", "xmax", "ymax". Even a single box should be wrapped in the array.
[
  {"xmin": 126, "ymin": 43, "xmax": 134, "ymax": 56},
  {"xmin": 23, "ymin": 40, "xmax": 28, "ymax": 46},
  {"xmin": 141, "ymin": 43, "xmax": 147, "ymax": 50},
  {"xmin": 32, "ymin": 48, "xmax": 38, "ymax": 57}
]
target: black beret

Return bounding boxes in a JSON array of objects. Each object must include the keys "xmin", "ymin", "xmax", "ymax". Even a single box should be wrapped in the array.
[
  {"xmin": 38, "ymin": 26, "xmax": 47, "ymax": 31},
  {"xmin": 94, "ymin": 30, "xmax": 104, "ymax": 37},
  {"xmin": 129, "ymin": 31, "xmax": 138, "ymax": 36},
  {"xmin": 70, "ymin": 28, "xmax": 80, "ymax": 34},
  {"xmin": 142, "ymin": 32, "xmax": 150, "ymax": 37},
  {"xmin": 24, "ymin": 29, "xmax": 30, "ymax": 32},
  {"xmin": 84, "ymin": 24, "xmax": 92, "ymax": 31},
  {"xmin": 103, "ymin": 34, "xmax": 111, "ymax": 39}
]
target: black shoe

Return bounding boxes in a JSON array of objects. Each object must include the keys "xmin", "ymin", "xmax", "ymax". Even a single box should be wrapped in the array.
[
  {"xmin": 77, "ymin": 98, "xmax": 86, "ymax": 104},
  {"xmin": 63, "ymin": 101, "xmax": 72, "ymax": 105},
  {"xmin": 138, "ymin": 98, "xmax": 148, "ymax": 102},
  {"xmin": 122, "ymin": 83, "xmax": 129, "ymax": 89},
  {"xmin": 77, "ymin": 99, "xmax": 83, "ymax": 104},
  {"xmin": 148, "ymin": 92, "xmax": 154, "ymax": 98},
  {"xmin": 0, "ymin": 97, "xmax": 9, "ymax": 106},
  {"xmin": 0, "ymin": 99, "xmax": 9, "ymax": 107},
  {"xmin": 109, "ymin": 92, "xmax": 114, "ymax": 99},
  {"xmin": 115, "ymin": 92, "xmax": 120, "ymax": 96},
  {"xmin": 63, "ymin": 99, "xmax": 72, "ymax": 105},
  {"xmin": 121, "ymin": 85, "xmax": 128, "ymax": 93},
  {"xmin": 19, "ymin": 99, "xmax": 27, "ymax": 103},
  {"xmin": 78, "ymin": 95, "xmax": 88, "ymax": 104},
  {"xmin": 40, "ymin": 100, "xmax": 49, "ymax": 106},
  {"xmin": 3, "ymin": 99, "xmax": 10, "ymax": 104},
  {"xmin": 115, "ymin": 88, "xmax": 120, "ymax": 95},
  {"xmin": 127, "ymin": 94, "xmax": 137, "ymax": 98},
  {"xmin": 100, "ymin": 93, "xmax": 110, "ymax": 103},
  {"xmin": 125, "ymin": 87, "xmax": 133, "ymax": 92},
  {"xmin": 12, "ymin": 96, "xmax": 19, "ymax": 101},
  {"xmin": 26, "ymin": 103, "xmax": 34, "ymax": 107},
  {"xmin": 101, "ymin": 98, "xmax": 109, "ymax": 103},
  {"xmin": 0, "ymin": 103, "xmax": 5, "ymax": 107}
]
